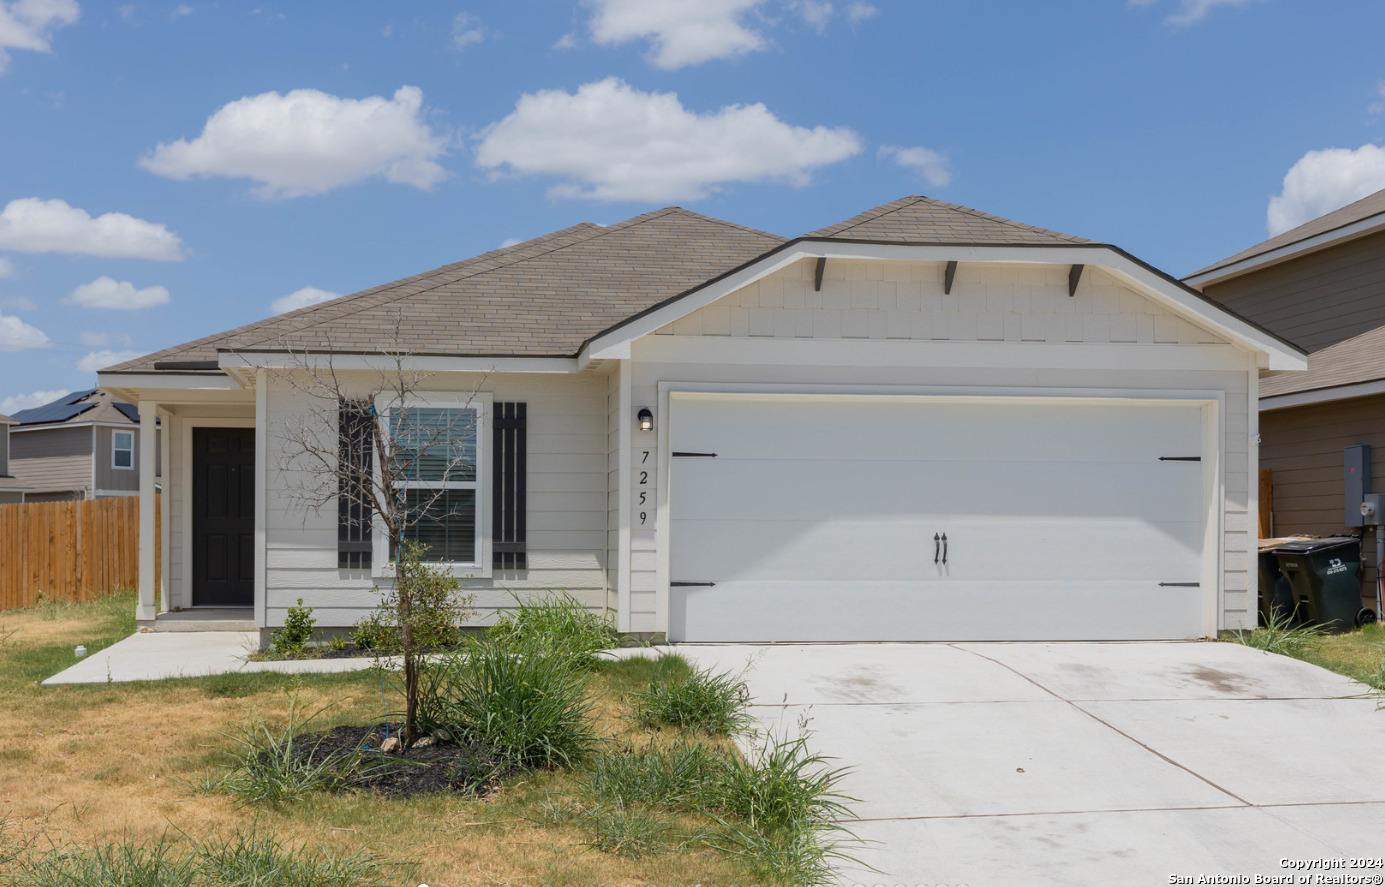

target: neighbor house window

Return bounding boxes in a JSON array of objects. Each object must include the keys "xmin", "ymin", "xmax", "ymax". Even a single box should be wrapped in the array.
[
  {"xmin": 112, "ymin": 430, "xmax": 134, "ymax": 469},
  {"xmin": 388, "ymin": 406, "xmax": 482, "ymax": 565}
]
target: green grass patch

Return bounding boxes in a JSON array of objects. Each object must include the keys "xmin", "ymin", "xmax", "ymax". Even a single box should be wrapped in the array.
[
  {"xmin": 631, "ymin": 653, "xmax": 752, "ymax": 735},
  {"xmin": 487, "ymin": 591, "xmax": 619, "ymax": 670}
]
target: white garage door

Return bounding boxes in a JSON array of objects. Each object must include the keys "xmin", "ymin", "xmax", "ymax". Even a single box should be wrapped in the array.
[{"xmin": 668, "ymin": 394, "xmax": 1209, "ymax": 642}]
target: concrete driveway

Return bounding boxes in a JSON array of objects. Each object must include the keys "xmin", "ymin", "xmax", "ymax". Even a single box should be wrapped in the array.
[{"xmin": 677, "ymin": 642, "xmax": 1385, "ymax": 887}]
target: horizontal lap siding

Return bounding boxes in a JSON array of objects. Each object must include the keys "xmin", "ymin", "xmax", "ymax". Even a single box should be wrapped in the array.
[
  {"xmin": 607, "ymin": 369, "xmax": 620, "ymax": 616},
  {"xmin": 9, "ymin": 427, "xmax": 92, "ymax": 497},
  {"xmin": 1261, "ymin": 395, "xmax": 1385, "ymax": 608},
  {"xmin": 263, "ymin": 373, "xmax": 609, "ymax": 628},
  {"xmin": 1202, "ymin": 231, "xmax": 1385, "ymax": 351},
  {"xmin": 627, "ymin": 258, "xmax": 1255, "ymax": 634}
]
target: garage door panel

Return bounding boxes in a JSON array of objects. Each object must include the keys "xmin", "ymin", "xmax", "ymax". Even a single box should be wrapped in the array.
[
  {"xmin": 671, "ymin": 517, "xmax": 1203, "ymax": 582},
  {"xmin": 672, "ymin": 397, "xmax": 1203, "ymax": 465},
  {"xmin": 672, "ymin": 459, "xmax": 1202, "ymax": 523},
  {"xmin": 669, "ymin": 581, "xmax": 1209, "ymax": 642}
]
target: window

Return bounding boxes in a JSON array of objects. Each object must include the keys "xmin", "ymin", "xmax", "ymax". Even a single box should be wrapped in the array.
[
  {"xmin": 112, "ymin": 430, "xmax": 134, "ymax": 470},
  {"xmin": 387, "ymin": 405, "xmax": 483, "ymax": 566}
]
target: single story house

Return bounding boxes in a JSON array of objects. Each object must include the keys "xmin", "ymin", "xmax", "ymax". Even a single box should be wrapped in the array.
[
  {"xmin": 0, "ymin": 413, "xmax": 33, "ymax": 504},
  {"xmin": 99, "ymin": 197, "xmax": 1304, "ymax": 644},
  {"xmin": 7, "ymin": 389, "xmax": 147, "ymax": 502},
  {"xmin": 1186, "ymin": 188, "xmax": 1385, "ymax": 617}
]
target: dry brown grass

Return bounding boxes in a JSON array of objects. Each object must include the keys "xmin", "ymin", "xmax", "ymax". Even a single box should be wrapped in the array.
[{"xmin": 0, "ymin": 599, "xmax": 755, "ymax": 886}]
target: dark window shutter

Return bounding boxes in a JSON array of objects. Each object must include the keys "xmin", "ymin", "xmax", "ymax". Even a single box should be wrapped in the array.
[
  {"xmin": 338, "ymin": 399, "xmax": 373, "ymax": 570},
  {"xmin": 492, "ymin": 402, "xmax": 527, "ymax": 570}
]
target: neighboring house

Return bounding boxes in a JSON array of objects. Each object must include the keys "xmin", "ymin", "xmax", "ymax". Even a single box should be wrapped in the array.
[
  {"xmin": 98, "ymin": 197, "xmax": 1303, "ymax": 644},
  {"xmin": 0, "ymin": 414, "xmax": 33, "ymax": 504},
  {"xmin": 1186, "ymin": 188, "xmax": 1385, "ymax": 619},
  {"xmin": 8, "ymin": 389, "xmax": 146, "ymax": 502}
]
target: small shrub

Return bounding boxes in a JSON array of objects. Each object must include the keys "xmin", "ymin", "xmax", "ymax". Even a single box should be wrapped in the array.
[
  {"xmin": 415, "ymin": 634, "xmax": 596, "ymax": 770},
  {"xmin": 328, "ymin": 635, "xmax": 347, "ymax": 653},
  {"xmin": 219, "ymin": 694, "xmax": 387, "ymax": 805},
  {"xmin": 1231, "ymin": 609, "xmax": 1327, "ymax": 658},
  {"xmin": 632, "ymin": 654, "xmax": 752, "ymax": 735},
  {"xmin": 270, "ymin": 599, "xmax": 316, "ymax": 657},
  {"xmin": 350, "ymin": 611, "xmax": 397, "ymax": 652},
  {"xmin": 488, "ymin": 591, "xmax": 618, "ymax": 669}
]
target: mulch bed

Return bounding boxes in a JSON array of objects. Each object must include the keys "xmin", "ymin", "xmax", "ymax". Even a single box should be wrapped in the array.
[
  {"xmin": 255, "ymin": 642, "xmax": 466, "ymax": 661},
  {"xmin": 291, "ymin": 723, "xmax": 508, "ymax": 797}
]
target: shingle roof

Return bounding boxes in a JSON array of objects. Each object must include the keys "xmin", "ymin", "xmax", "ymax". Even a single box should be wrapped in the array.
[
  {"xmin": 0, "ymin": 413, "xmax": 14, "ymax": 424},
  {"xmin": 1260, "ymin": 321, "xmax": 1385, "ymax": 399},
  {"xmin": 10, "ymin": 389, "xmax": 138, "ymax": 426},
  {"xmin": 108, "ymin": 208, "xmax": 784, "ymax": 372},
  {"xmin": 1190, "ymin": 188, "xmax": 1385, "ymax": 280},
  {"xmin": 806, "ymin": 196, "xmax": 1092, "ymax": 245}
]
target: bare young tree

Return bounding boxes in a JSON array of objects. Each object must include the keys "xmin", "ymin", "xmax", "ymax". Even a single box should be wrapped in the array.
[{"xmin": 251, "ymin": 318, "xmax": 483, "ymax": 746}]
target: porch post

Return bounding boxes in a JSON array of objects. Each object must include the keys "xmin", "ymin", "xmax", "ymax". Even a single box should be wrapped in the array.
[{"xmin": 137, "ymin": 399, "xmax": 158, "ymax": 621}]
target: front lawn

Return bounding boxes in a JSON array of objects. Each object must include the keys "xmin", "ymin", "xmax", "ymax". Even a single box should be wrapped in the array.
[
  {"xmin": 1230, "ymin": 616, "xmax": 1385, "ymax": 691},
  {"xmin": 0, "ymin": 594, "xmax": 852, "ymax": 886}
]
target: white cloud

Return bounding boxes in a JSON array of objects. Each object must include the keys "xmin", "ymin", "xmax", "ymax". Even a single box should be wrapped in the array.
[
  {"xmin": 499, "ymin": 237, "xmax": 523, "ymax": 248},
  {"xmin": 270, "ymin": 285, "xmax": 340, "ymax": 314},
  {"xmin": 77, "ymin": 349, "xmax": 144, "ymax": 373},
  {"xmin": 846, "ymin": 1, "xmax": 876, "ymax": 22},
  {"xmin": 0, "ymin": 311, "xmax": 49, "ymax": 352},
  {"xmin": 451, "ymin": 11, "xmax": 483, "ymax": 49},
  {"xmin": 80, "ymin": 330, "xmax": 135, "ymax": 347},
  {"xmin": 117, "ymin": 4, "xmax": 136, "ymax": 22},
  {"xmin": 1130, "ymin": 0, "xmax": 1262, "ymax": 26},
  {"xmin": 475, "ymin": 77, "xmax": 862, "ymax": 202},
  {"xmin": 0, "ymin": 197, "xmax": 184, "ymax": 260},
  {"xmin": 169, "ymin": 3, "xmax": 191, "ymax": 20},
  {"xmin": 791, "ymin": 0, "xmax": 832, "ymax": 33},
  {"xmin": 1267, "ymin": 144, "xmax": 1385, "ymax": 235},
  {"xmin": 0, "ymin": 0, "xmax": 79, "ymax": 73},
  {"xmin": 1368, "ymin": 81, "xmax": 1385, "ymax": 116},
  {"xmin": 0, "ymin": 256, "xmax": 12, "ymax": 277},
  {"xmin": 879, "ymin": 144, "xmax": 952, "ymax": 187},
  {"xmin": 553, "ymin": 31, "xmax": 577, "ymax": 49},
  {"xmin": 67, "ymin": 276, "xmax": 170, "ymax": 310},
  {"xmin": 139, "ymin": 86, "xmax": 448, "ymax": 199},
  {"xmin": 584, "ymin": 0, "xmax": 766, "ymax": 69},
  {"xmin": 0, "ymin": 388, "xmax": 67, "ymax": 415}
]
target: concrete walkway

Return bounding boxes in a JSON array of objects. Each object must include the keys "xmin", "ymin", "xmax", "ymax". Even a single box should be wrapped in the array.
[
  {"xmin": 41, "ymin": 631, "xmax": 385, "ymax": 685},
  {"xmin": 676, "ymin": 642, "xmax": 1385, "ymax": 887}
]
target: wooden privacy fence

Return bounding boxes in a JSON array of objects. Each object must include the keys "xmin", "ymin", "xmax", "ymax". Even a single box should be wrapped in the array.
[{"xmin": 0, "ymin": 497, "xmax": 160, "ymax": 610}]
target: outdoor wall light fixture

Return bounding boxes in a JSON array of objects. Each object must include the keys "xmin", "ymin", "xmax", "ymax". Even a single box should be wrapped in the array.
[{"xmin": 637, "ymin": 408, "xmax": 654, "ymax": 432}]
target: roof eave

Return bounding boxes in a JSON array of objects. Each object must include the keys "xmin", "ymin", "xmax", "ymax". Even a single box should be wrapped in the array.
[{"xmin": 1185, "ymin": 211, "xmax": 1385, "ymax": 288}]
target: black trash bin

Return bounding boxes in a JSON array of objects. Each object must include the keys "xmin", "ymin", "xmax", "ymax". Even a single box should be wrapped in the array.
[
  {"xmin": 1274, "ymin": 537, "xmax": 1369, "ymax": 630},
  {"xmin": 1257, "ymin": 544, "xmax": 1297, "ymax": 624}
]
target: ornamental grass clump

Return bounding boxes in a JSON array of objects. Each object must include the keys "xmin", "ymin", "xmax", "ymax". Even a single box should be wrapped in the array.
[
  {"xmin": 487, "ymin": 591, "xmax": 619, "ymax": 670},
  {"xmin": 632, "ymin": 653, "xmax": 752, "ymax": 735}
]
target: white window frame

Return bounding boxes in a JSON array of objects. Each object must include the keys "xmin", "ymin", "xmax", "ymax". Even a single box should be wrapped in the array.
[
  {"xmin": 371, "ymin": 392, "xmax": 492, "ymax": 579},
  {"xmin": 112, "ymin": 430, "xmax": 135, "ymax": 470}
]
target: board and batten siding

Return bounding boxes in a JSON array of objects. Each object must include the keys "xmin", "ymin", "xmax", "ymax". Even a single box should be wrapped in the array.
[
  {"xmin": 1201, "ymin": 230, "xmax": 1385, "ymax": 352},
  {"xmin": 260, "ymin": 372, "xmax": 611, "ymax": 628},
  {"xmin": 1260, "ymin": 394, "xmax": 1385, "ymax": 610},
  {"xmin": 619, "ymin": 257, "xmax": 1256, "ymax": 633},
  {"xmin": 606, "ymin": 367, "xmax": 622, "ymax": 615},
  {"xmin": 8, "ymin": 426, "xmax": 93, "ymax": 498}
]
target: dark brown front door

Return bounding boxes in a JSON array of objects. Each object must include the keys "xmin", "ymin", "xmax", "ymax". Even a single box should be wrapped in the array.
[{"xmin": 192, "ymin": 427, "xmax": 254, "ymax": 607}]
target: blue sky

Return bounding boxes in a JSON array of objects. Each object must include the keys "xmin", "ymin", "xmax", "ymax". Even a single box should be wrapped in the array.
[{"xmin": 2, "ymin": 0, "xmax": 1384, "ymax": 413}]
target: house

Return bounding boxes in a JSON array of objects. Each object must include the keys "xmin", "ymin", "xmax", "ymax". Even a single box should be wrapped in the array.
[
  {"xmin": 0, "ymin": 414, "xmax": 33, "ymax": 504},
  {"xmin": 1186, "ymin": 188, "xmax": 1385, "ymax": 621},
  {"xmin": 6, "ymin": 389, "xmax": 147, "ymax": 502},
  {"xmin": 97, "ymin": 197, "xmax": 1303, "ymax": 644}
]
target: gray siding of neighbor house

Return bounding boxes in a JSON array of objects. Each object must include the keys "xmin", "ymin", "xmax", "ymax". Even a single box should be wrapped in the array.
[
  {"xmin": 0, "ymin": 429, "xmax": 8, "ymax": 476},
  {"xmin": 1260, "ymin": 394, "xmax": 1385, "ymax": 610},
  {"xmin": 94, "ymin": 425, "xmax": 140, "ymax": 494},
  {"xmin": 1202, "ymin": 230, "xmax": 1385, "ymax": 352},
  {"xmin": 9, "ymin": 426, "xmax": 93, "ymax": 497}
]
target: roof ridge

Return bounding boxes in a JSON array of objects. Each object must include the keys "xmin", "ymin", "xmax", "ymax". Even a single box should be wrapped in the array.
[
  {"xmin": 658, "ymin": 206, "xmax": 785, "ymax": 241},
  {"xmin": 808, "ymin": 196, "xmax": 923, "ymax": 237}
]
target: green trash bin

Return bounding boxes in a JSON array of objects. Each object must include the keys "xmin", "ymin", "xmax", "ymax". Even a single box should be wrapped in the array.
[
  {"xmin": 1274, "ymin": 537, "xmax": 1368, "ymax": 630},
  {"xmin": 1257, "ymin": 546, "xmax": 1297, "ymax": 625}
]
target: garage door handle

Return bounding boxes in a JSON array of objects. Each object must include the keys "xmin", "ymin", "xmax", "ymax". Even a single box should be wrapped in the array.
[
  {"xmin": 1159, "ymin": 582, "xmax": 1200, "ymax": 587},
  {"xmin": 671, "ymin": 581, "xmax": 716, "ymax": 587},
  {"xmin": 942, "ymin": 533, "xmax": 948, "ymax": 565},
  {"xmin": 934, "ymin": 533, "xmax": 940, "ymax": 564}
]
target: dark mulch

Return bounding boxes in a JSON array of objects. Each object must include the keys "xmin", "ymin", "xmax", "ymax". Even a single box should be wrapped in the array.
[
  {"xmin": 293, "ymin": 723, "xmax": 507, "ymax": 797},
  {"xmin": 256, "ymin": 642, "xmax": 466, "ymax": 661}
]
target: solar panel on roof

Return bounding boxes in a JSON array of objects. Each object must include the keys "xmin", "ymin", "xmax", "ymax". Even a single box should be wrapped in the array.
[
  {"xmin": 12, "ymin": 401, "xmax": 96, "ymax": 425},
  {"xmin": 113, "ymin": 402, "xmax": 140, "ymax": 424}
]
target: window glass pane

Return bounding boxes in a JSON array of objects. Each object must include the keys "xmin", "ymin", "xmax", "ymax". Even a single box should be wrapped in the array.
[
  {"xmin": 114, "ymin": 432, "xmax": 133, "ymax": 468},
  {"xmin": 114, "ymin": 450, "xmax": 133, "ymax": 468},
  {"xmin": 400, "ymin": 489, "xmax": 476, "ymax": 563},
  {"xmin": 389, "ymin": 407, "xmax": 477, "ymax": 482}
]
